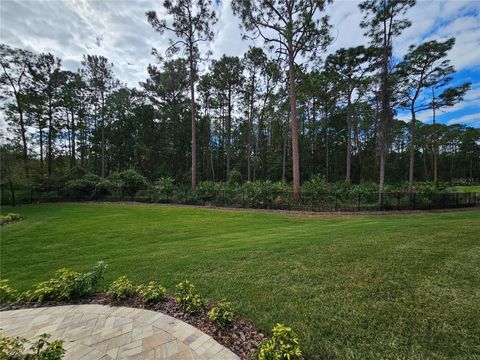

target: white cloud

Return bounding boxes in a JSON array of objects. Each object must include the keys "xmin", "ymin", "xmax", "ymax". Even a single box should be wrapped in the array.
[
  {"xmin": 0, "ymin": 0, "xmax": 479, "ymax": 88},
  {"xmin": 447, "ymin": 113, "xmax": 480, "ymax": 126}
]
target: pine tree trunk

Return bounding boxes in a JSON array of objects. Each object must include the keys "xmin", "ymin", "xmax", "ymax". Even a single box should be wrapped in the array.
[
  {"xmin": 408, "ymin": 106, "xmax": 416, "ymax": 193},
  {"xmin": 288, "ymin": 48, "xmax": 301, "ymax": 200},
  {"xmin": 345, "ymin": 93, "xmax": 353, "ymax": 184},
  {"xmin": 189, "ymin": 53, "xmax": 197, "ymax": 191}
]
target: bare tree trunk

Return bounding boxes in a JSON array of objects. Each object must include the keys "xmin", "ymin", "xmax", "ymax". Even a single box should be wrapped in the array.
[
  {"xmin": 38, "ymin": 117, "xmax": 44, "ymax": 175},
  {"xmin": 226, "ymin": 85, "xmax": 232, "ymax": 178},
  {"xmin": 345, "ymin": 93, "xmax": 353, "ymax": 184},
  {"xmin": 71, "ymin": 110, "xmax": 75, "ymax": 167},
  {"xmin": 324, "ymin": 106, "xmax": 329, "ymax": 182},
  {"xmin": 47, "ymin": 101, "xmax": 53, "ymax": 176},
  {"xmin": 432, "ymin": 88, "xmax": 438, "ymax": 185},
  {"xmin": 18, "ymin": 107, "xmax": 29, "ymax": 177},
  {"xmin": 101, "ymin": 92, "xmax": 106, "ymax": 177},
  {"xmin": 189, "ymin": 53, "xmax": 197, "ymax": 191},
  {"xmin": 288, "ymin": 48, "xmax": 301, "ymax": 200},
  {"xmin": 247, "ymin": 75, "xmax": 255, "ymax": 181},
  {"xmin": 408, "ymin": 105, "xmax": 416, "ymax": 192}
]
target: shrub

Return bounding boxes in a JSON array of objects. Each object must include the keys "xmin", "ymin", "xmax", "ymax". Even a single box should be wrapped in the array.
[
  {"xmin": 0, "ymin": 213, "xmax": 22, "ymax": 225},
  {"xmin": 175, "ymin": 280, "xmax": 204, "ymax": 314},
  {"xmin": 0, "ymin": 279, "xmax": 17, "ymax": 303},
  {"xmin": 257, "ymin": 323, "xmax": 302, "ymax": 360},
  {"xmin": 27, "ymin": 268, "xmax": 79, "ymax": 302},
  {"xmin": 137, "ymin": 281, "xmax": 167, "ymax": 304},
  {"xmin": 107, "ymin": 276, "xmax": 136, "ymax": 301},
  {"xmin": 208, "ymin": 299, "xmax": 234, "ymax": 327},
  {"xmin": 302, "ymin": 174, "xmax": 330, "ymax": 193},
  {"xmin": 110, "ymin": 170, "xmax": 148, "ymax": 198},
  {"xmin": 154, "ymin": 177, "xmax": 176, "ymax": 195},
  {"xmin": 70, "ymin": 261, "xmax": 107, "ymax": 298},
  {"xmin": 0, "ymin": 332, "xmax": 65, "ymax": 360},
  {"xmin": 228, "ymin": 169, "xmax": 243, "ymax": 185},
  {"xmin": 24, "ymin": 262, "xmax": 107, "ymax": 302}
]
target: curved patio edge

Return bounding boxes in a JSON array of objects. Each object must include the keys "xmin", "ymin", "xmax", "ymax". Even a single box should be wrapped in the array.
[{"xmin": 0, "ymin": 304, "xmax": 240, "ymax": 360}]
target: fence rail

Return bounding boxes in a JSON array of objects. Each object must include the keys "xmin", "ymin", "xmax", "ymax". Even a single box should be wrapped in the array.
[{"xmin": 1, "ymin": 185, "xmax": 478, "ymax": 212}]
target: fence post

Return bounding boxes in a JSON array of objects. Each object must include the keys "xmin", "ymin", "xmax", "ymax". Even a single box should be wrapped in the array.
[
  {"xmin": 30, "ymin": 186, "xmax": 33, "ymax": 204},
  {"xmin": 397, "ymin": 194, "xmax": 400, "ymax": 211},
  {"xmin": 335, "ymin": 193, "xmax": 338, "ymax": 211},
  {"xmin": 379, "ymin": 193, "xmax": 383, "ymax": 211},
  {"xmin": 57, "ymin": 187, "xmax": 60, "ymax": 202},
  {"xmin": 357, "ymin": 193, "xmax": 361, "ymax": 211},
  {"xmin": 456, "ymin": 193, "xmax": 459, "ymax": 207},
  {"xmin": 413, "ymin": 193, "xmax": 416, "ymax": 210}
]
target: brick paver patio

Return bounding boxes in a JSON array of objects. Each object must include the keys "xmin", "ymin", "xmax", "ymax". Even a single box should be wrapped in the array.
[{"xmin": 0, "ymin": 305, "xmax": 239, "ymax": 360}]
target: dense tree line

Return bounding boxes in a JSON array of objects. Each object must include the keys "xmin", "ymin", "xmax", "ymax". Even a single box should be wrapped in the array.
[{"xmin": 1, "ymin": 0, "xmax": 478, "ymax": 196}]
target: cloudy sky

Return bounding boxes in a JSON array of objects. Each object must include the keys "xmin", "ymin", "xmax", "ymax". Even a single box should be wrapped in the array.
[{"xmin": 1, "ymin": 0, "xmax": 479, "ymax": 127}]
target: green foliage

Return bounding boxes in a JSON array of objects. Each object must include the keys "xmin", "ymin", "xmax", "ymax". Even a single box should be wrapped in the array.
[
  {"xmin": 107, "ymin": 276, "xmax": 136, "ymax": 301},
  {"xmin": 137, "ymin": 281, "xmax": 166, "ymax": 303},
  {"xmin": 175, "ymin": 280, "xmax": 204, "ymax": 314},
  {"xmin": 0, "ymin": 279, "xmax": 17, "ymax": 303},
  {"xmin": 0, "ymin": 332, "xmax": 65, "ymax": 360},
  {"xmin": 227, "ymin": 169, "xmax": 243, "ymax": 185},
  {"xmin": 302, "ymin": 174, "xmax": 329, "ymax": 193},
  {"xmin": 109, "ymin": 170, "xmax": 148, "ymax": 197},
  {"xmin": 257, "ymin": 324, "xmax": 302, "ymax": 360},
  {"xmin": 208, "ymin": 299, "xmax": 234, "ymax": 327},
  {"xmin": 26, "ymin": 268, "xmax": 79, "ymax": 302},
  {"xmin": 0, "ymin": 213, "xmax": 22, "ymax": 225},
  {"xmin": 154, "ymin": 177, "xmax": 176, "ymax": 194},
  {"xmin": 23, "ymin": 261, "xmax": 107, "ymax": 302}
]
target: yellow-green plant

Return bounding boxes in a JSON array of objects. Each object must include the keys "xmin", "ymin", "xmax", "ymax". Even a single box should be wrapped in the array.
[
  {"xmin": 137, "ymin": 281, "xmax": 166, "ymax": 303},
  {"xmin": 0, "ymin": 279, "xmax": 17, "ymax": 303},
  {"xmin": 208, "ymin": 299, "xmax": 234, "ymax": 327},
  {"xmin": 174, "ymin": 280, "xmax": 203, "ymax": 313},
  {"xmin": 107, "ymin": 276, "xmax": 136, "ymax": 300},
  {"xmin": 0, "ymin": 332, "xmax": 65, "ymax": 359},
  {"xmin": 257, "ymin": 323, "xmax": 302, "ymax": 360},
  {"xmin": 0, "ymin": 213, "xmax": 22, "ymax": 225}
]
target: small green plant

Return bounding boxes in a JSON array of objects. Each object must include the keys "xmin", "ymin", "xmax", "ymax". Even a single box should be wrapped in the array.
[
  {"xmin": 175, "ymin": 280, "xmax": 204, "ymax": 314},
  {"xmin": 0, "ymin": 213, "xmax": 22, "ymax": 225},
  {"xmin": 257, "ymin": 323, "xmax": 302, "ymax": 360},
  {"xmin": 0, "ymin": 279, "xmax": 17, "ymax": 303},
  {"xmin": 137, "ymin": 281, "xmax": 166, "ymax": 303},
  {"xmin": 27, "ymin": 268, "xmax": 79, "ymax": 302},
  {"xmin": 208, "ymin": 299, "xmax": 234, "ymax": 327},
  {"xmin": 107, "ymin": 276, "xmax": 136, "ymax": 300},
  {"xmin": 0, "ymin": 332, "xmax": 65, "ymax": 359},
  {"xmin": 24, "ymin": 262, "xmax": 107, "ymax": 302}
]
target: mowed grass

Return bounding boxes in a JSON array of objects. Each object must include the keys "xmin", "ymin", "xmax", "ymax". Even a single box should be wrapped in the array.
[
  {"xmin": 1, "ymin": 204, "xmax": 479, "ymax": 359},
  {"xmin": 451, "ymin": 185, "xmax": 480, "ymax": 193}
]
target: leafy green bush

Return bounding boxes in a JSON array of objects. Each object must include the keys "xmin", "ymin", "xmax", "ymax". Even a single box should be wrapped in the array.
[
  {"xmin": 257, "ymin": 323, "xmax": 302, "ymax": 360},
  {"xmin": 0, "ymin": 213, "xmax": 22, "ymax": 225},
  {"xmin": 109, "ymin": 170, "xmax": 148, "ymax": 197},
  {"xmin": 70, "ymin": 261, "xmax": 107, "ymax": 298},
  {"xmin": 154, "ymin": 177, "xmax": 176, "ymax": 195},
  {"xmin": 137, "ymin": 281, "xmax": 166, "ymax": 303},
  {"xmin": 23, "ymin": 262, "xmax": 107, "ymax": 302},
  {"xmin": 302, "ymin": 174, "xmax": 329, "ymax": 193},
  {"xmin": 0, "ymin": 279, "xmax": 17, "ymax": 303},
  {"xmin": 228, "ymin": 169, "xmax": 243, "ymax": 185},
  {"xmin": 0, "ymin": 332, "xmax": 65, "ymax": 359},
  {"xmin": 107, "ymin": 276, "xmax": 136, "ymax": 300},
  {"xmin": 208, "ymin": 299, "xmax": 234, "ymax": 327},
  {"xmin": 175, "ymin": 280, "xmax": 204, "ymax": 313},
  {"xmin": 26, "ymin": 268, "xmax": 79, "ymax": 302}
]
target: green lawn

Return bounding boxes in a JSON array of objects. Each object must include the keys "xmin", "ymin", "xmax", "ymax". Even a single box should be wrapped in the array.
[
  {"xmin": 1, "ymin": 204, "xmax": 479, "ymax": 359},
  {"xmin": 451, "ymin": 185, "xmax": 480, "ymax": 193}
]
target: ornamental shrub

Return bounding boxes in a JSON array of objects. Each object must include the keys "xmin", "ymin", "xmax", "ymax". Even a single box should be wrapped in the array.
[
  {"xmin": 0, "ymin": 279, "xmax": 17, "ymax": 303},
  {"xmin": 107, "ymin": 276, "xmax": 136, "ymax": 301},
  {"xmin": 0, "ymin": 332, "xmax": 65, "ymax": 360},
  {"xmin": 137, "ymin": 281, "xmax": 167, "ymax": 303},
  {"xmin": 175, "ymin": 280, "xmax": 204, "ymax": 314},
  {"xmin": 110, "ymin": 170, "xmax": 148, "ymax": 197},
  {"xmin": 0, "ymin": 213, "xmax": 22, "ymax": 225},
  {"xmin": 208, "ymin": 299, "xmax": 234, "ymax": 327},
  {"xmin": 257, "ymin": 323, "xmax": 302, "ymax": 360},
  {"xmin": 24, "ymin": 262, "xmax": 107, "ymax": 302}
]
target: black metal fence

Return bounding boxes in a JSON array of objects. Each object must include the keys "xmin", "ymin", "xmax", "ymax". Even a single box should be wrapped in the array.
[{"xmin": 1, "ymin": 185, "xmax": 478, "ymax": 212}]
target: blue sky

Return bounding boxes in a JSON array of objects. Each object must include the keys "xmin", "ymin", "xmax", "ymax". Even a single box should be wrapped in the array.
[{"xmin": 0, "ymin": 0, "xmax": 479, "ymax": 127}]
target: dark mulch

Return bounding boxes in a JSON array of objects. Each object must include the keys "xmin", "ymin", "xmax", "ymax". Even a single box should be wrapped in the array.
[{"xmin": 0, "ymin": 293, "xmax": 265, "ymax": 359}]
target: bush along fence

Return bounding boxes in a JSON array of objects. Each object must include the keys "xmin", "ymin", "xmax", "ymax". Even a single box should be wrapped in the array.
[{"xmin": 1, "ymin": 184, "xmax": 478, "ymax": 211}]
